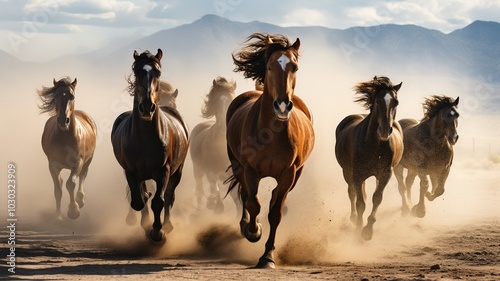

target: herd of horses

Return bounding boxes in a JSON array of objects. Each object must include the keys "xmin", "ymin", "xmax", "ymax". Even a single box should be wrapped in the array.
[{"xmin": 38, "ymin": 32, "xmax": 460, "ymax": 268}]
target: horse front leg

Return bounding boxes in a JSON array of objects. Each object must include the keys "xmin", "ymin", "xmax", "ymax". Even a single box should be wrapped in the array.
[
  {"xmin": 342, "ymin": 170, "xmax": 357, "ymax": 224},
  {"xmin": 240, "ymin": 166, "xmax": 262, "ymax": 243},
  {"xmin": 76, "ymin": 157, "xmax": 93, "ymax": 209},
  {"xmin": 163, "ymin": 164, "xmax": 183, "ymax": 235},
  {"xmin": 425, "ymin": 170, "xmax": 449, "ymax": 201},
  {"xmin": 362, "ymin": 170, "xmax": 391, "ymax": 241},
  {"xmin": 149, "ymin": 167, "xmax": 170, "ymax": 245},
  {"xmin": 412, "ymin": 174, "xmax": 429, "ymax": 218},
  {"xmin": 48, "ymin": 162, "xmax": 63, "ymax": 220},
  {"xmin": 66, "ymin": 160, "xmax": 83, "ymax": 219}
]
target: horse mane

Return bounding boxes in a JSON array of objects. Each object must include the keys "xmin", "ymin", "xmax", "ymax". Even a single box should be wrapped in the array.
[
  {"xmin": 201, "ymin": 76, "xmax": 236, "ymax": 118},
  {"xmin": 37, "ymin": 77, "xmax": 74, "ymax": 115},
  {"xmin": 232, "ymin": 33, "xmax": 299, "ymax": 84},
  {"xmin": 126, "ymin": 50, "xmax": 162, "ymax": 96},
  {"xmin": 354, "ymin": 76, "xmax": 397, "ymax": 110},
  {"xmin": 421, "ymin": 95, "xmax": 457, "ymax": 121}
]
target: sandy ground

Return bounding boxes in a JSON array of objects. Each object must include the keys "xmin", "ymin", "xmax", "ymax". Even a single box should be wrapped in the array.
[{"xmin": 2, "ymin": 164, "xmax": 500, "ymax": 281}]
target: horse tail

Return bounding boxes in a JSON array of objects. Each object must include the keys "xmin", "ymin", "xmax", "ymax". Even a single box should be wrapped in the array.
[{"xmin": 223, "ymin": 164, "xmax": 242, "ymax": 202}]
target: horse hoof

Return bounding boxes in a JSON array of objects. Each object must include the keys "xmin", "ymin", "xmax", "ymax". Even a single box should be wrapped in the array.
[
  {"xmin": 244, "ymin": 223, "xmax": 262, "ymax": 243},
  {"xmin": 214, "ymin": 202, "xmax": 224, "ymax": 214},
  {"xmin": 125, "ymin": 212, "xmax": 137, "ymax": 226},
  {"xmin": 361, "ymin": 226, "xmax": 373, "ymax": 241},
  {"xmin": 256, "ymin": 257, "xmax": 276, "ymax": 269},
  {"xmin": 412, "ymin": 205, "xmax": 426, "ymax": 218},
  {"xmin": 76, "ymin": 193, "xmax": 85, "ymax": 208},
  {"xmin": 148, "ymin": 229, "xmax": 166, "ymax": 246},
  {"xmin": 206, "ymin": 195, "xmax": 217, "ymax": 210},
  {"xmin": 67, "ymin": 209, "xmax": 80, "ymax": 220}
]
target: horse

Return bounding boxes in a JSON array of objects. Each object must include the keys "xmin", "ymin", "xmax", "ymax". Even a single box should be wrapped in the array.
[
  {"xmin": 39, "ymin": 77, "xmax": 97, "ymax": 220},
  {"xmin": 394, "ymin": 95, "xmax": 459, "ymax": 218},
  {"xmin": 226, "ymin": 33, "xmax": 315, "ymax": 268},
  {"xmin": 124, "ymin": 80, "xmax": 180, "ymax": 228},
  {"xmin": 189, "ymin": 76, "xmax": 237, "ymax": 214},
  {"xmin": 111, "ymin": 49, "xmax": 189, "ymax": 244},
  {"xmin": 335, "ymin": 76, "xmax": 403, "ymax": 241}
]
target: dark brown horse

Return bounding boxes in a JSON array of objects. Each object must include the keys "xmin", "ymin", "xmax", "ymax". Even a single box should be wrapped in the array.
[
  {"xmin": 335, "ymin": 76, "xmax": 403, "ymax": 241},
  {"xmin": 394, "ymin": 95, "xmax": 459, "ymax": 218},
  {"xmin": 39, "ymin": 77, "xmax": 97, "ymax": 220},
  {"xmin": 190, "ymin": 77, "xmax": 237, "ymax": 213},
  {"xmin": 111, "ymin": 49, "xmax": 189, "ymax": 244},
  {"xmin": 226, "ymin": 33, "xmax": 315, "ymax": 268}
]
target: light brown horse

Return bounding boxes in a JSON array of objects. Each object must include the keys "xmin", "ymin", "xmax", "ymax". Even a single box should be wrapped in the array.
[
  {"xmin": 190, "ymin": 77, "xmax": 237, "ymax": 213},
  {"xmin": 111, "ymin": 49, "xmax": 189, "ymax": 244},
  {"xmin": 394, "ymin": 95, "xmax": 459, "ymax": 218},
  {"xmin": 335, "ymin": 76, "xmax": 403, "ymax": 240},
  {"xmin": 39, "ymin": 77, "xmax": 97, "ymax": 220},
  {"xmin": 226, "ymin": 33, "xmax": 315, "ymax": 268}
]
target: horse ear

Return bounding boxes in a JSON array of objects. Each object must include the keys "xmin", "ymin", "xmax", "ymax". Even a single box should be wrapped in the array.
[
  {"xmin": 213, "ymin": 79, "xmax": 217, "ymax": 86},
  {"xmin": 292, "ymin": 38, "xmax": 301, "ymax": 51},
  {"xmin": 53, "ymin": 78, "xmax": 57, "ymax": 86},
  {"xmin": 394, "ymin": 82, "xmax": 402, "ymax": 92},
  {"xmin": 453, "ymin": 96, "xmax": 459, "ymax": 106},
  {"xmin": 133, "ymin": 50, "xmax": 139, "ymax": 59},
  {"xmin": 71, "ymin": 78, "xmax": 77, "ymax": 88},
  {"xmin": 173, "ymin": 89, "xmax": 178, "ymax": 98},
  {"xmin": 155, "ymin": 49, "xmax": 163, "ymax": 61},
  {"xmin": 266, "ymin": 35, "xmax": 273, "ymax": 45}
]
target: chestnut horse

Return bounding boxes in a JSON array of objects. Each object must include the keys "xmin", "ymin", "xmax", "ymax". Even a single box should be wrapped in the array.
[
  {"xmin": 335, "ymin": 76, "xmax": 403, "ymax": 240},
  {"xmin": 111, "ymin": 49, "xmax": 189, "ymax": 244},
  {"xmin": 39, "ymin": 77, "xmax": 97, "ymax": 220},
  {"xmin": 226, "ymin": 33, "xmax": 315, "ymax": 268},
  {"xmin": 190, "ymin": 77, "xmax": 237, "ymax": 213},
  {"xmin": 394, "ymin": 95, "xmax": 459, "ymax": 218}
]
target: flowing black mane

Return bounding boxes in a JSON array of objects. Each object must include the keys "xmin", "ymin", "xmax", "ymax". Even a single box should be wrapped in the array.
[
  {"xmin": 37, "ymin": 77, "xmax": 74, "ymax": 115},
  {"xmin": 232, "ymin": 33, "xmax": 299, "ymax": 84},
  {"xmin": 201, "ymin": 76, "xmax": 236, "ymax": 118},
  {"xmin": 422, "ymin": 95, "xmax": 458, "ymax": 121},
  {"xmin": 354, "ymin": 76, "xmax": 398, "ymax": 110}
]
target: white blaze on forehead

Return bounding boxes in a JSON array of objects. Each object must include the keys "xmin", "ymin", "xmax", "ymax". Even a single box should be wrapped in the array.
[
  {"xmin": 278, "ymin": 102, "xmax": 287, "ymax": 113},
  {"xmin": 277, "ymin": 54, "xmax": 290, "ymax": 71},
  {"xmin": 384, "ymin": 93, "xmax": 392, "ymax": 107},
  {"xmin": 143, "ymin": 64, "xmax": 152, "ymax": 72}
]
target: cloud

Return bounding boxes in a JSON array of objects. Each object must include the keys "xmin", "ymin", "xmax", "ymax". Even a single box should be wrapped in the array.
[{"xmin": 281, "ymin": 8, "xmax": 331, "ymax": 27}]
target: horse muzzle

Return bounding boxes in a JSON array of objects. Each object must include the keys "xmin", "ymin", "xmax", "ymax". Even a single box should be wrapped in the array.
[
  {"xmin": 138, "ymin": 102, "xmax": 156, "ymax": 121},
  {"xmin": 273, "ymin": 100, "xmax": 293, "ymax": 121},
  {"xmin": 377, "ymin": 126, "xmax": 393, "ymax": 141},
  {"xmin": 58, "ymin": 117, "xmax": 70, "ymax": 131},
  {"xmin": 449, "ymin": 134, "xmax": 459, "ymax": 145}
]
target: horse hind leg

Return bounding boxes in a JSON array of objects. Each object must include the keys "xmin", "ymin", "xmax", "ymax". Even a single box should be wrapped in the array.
[
  {"xmin": 394, "ymin": 165, "xmax": 410, "ymax": 216},
  {"xmin": 240, "ymin": 167, "xmax": 262, "ymax": 244},
  {"xmin": 412, "ymin": 174, "xmax": 429, "ymax": 218},
  {"xmin": 162, "ymin": 165, "xmax": 184, "ymax": 236},
  {"xmin": 49, "ymin": 162, "xmax": 64, "ymax": 220},
  {"xmin": 192, "ymin": 164, "xmax": 205, "ymax": 210}
]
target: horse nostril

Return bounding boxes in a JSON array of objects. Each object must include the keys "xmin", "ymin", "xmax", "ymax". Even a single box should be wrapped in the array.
[
  {"xmin": 287, "ymin": 101, "xmax": 293, "ymax": 111},
  {"xmin": 65, "ymin": 117, "xmax": 70, "ymax": 125},
  {"xmin": 138, "ymin": 103, "xmax": 144, "ymax": 113},
  {"xmin": 388, "ymin": 127, "xmax": 393, "ymax": 135},
  {"xmin": 273, "ymin": 101, "xmax": 280, "ymax": 111},
  {"xmin": 150, "ymin": 103, "xmax": 156, "ymax": 113}
]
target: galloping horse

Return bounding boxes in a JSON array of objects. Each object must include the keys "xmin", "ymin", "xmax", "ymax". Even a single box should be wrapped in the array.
[
  {"xmin": 394, "ymin": 95, "xmax": 459, "ymax": 218},
  {"xmin": 39, "ymin": 77, "xmax": 97, "ymax": 220},
  {"xmin": 111, "ymin": 49, "xmax": 189, "ymax": 243},
  {"xmin": 226, "ymin": 33, "xmax": 315, "ymax": 268},
  {"xmin": 190, "ymin": 77, "xmax": 237, "ymax": 213},
  {"xmin": 335, "ymin": 76, "xmax": 403, "ymax": 240}
]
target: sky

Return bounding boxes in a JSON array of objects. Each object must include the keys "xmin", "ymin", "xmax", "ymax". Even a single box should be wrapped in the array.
[{"xmin": 1, "ymin": 0, "xmax": 499, "ymax": 62}]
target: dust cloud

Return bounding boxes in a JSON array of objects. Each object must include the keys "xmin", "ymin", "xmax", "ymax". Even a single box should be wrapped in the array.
[{"xmin": 0, "ymin": 34, "xmax": 499, "ymax": 268}]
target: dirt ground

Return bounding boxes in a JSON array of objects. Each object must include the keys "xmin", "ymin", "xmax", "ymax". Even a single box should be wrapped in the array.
[{"xmin": 2, "ymin": 165, "xmax": 500, "ymax": 281}]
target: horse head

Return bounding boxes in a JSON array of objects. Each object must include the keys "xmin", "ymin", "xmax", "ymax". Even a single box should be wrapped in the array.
[
  {"xmin": 53, "ymin": 78, "xmax": 77, "ymax": 131},
  {"xmin": 132, "ymin": 49, "xmax": 162, "ymax": 121},
  {"xmin": 436, "ymin": 96, "xmax": 460, "ymax": 145},
  {"xmin": 264, "ymin": 36, "xmax": 300, "ymax": 121}
]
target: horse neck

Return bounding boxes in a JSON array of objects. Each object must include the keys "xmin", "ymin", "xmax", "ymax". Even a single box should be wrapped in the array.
[
  {"xmin": 424, "ymin": 116, "xmax": 449, "ymax": 146},
  {"xmin": 364, "ymin": 111, "xmax": 381, "ymax": 143},
  {"xmin": 214, "ymin": 110, "xmax": 227, "ymax": 132},
  {"xmin": 131, "ymin": 102, "xmax": 163, "ymax": 135}
]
